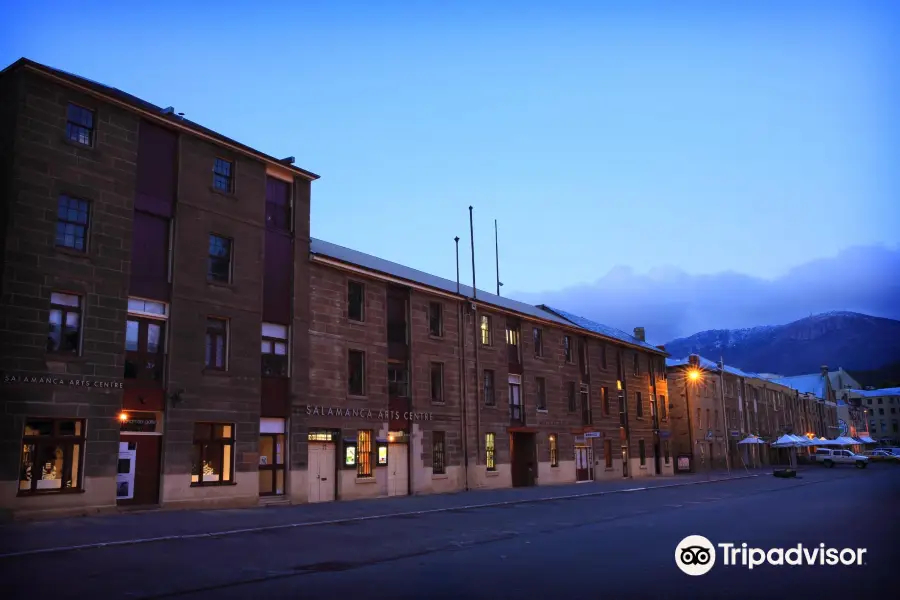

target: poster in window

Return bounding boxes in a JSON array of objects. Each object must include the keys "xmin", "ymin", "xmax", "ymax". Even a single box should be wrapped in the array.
[
  {"xmin": 378, "ymin": 445, "xmax": 387, "ymax": 466},
  {"xmin": 345, "ymin": 445, "xmax": 356, "ymax": 467}
]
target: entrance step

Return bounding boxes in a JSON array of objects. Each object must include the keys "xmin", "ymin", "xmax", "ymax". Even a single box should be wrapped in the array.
[{"xmin": 258, "ymin": 496, "xmax": 290, "ymax": 507}]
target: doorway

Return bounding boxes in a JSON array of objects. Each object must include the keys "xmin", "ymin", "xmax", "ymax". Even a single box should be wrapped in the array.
[
  {"xmin": 307, "ymin": 442, "xmax": 335, "ymax": 503},
  {"xmin": 621, "ymin": 445, "xmax": 629, "ymax": 477},
  {"xmin": 387, "ymin": 443, "xmax": 409, "ymax": 496},
  {"xmin": 575, "ymin": 444, "xmax": 593, "ymax": 482},
  {"xmin": 258, "ymin": 433, "xmax": 285, "ymax": 496},
  {"xmin": 511, "ymin": 432, "xmax": 537, "ymax": 487},
  {"xmin": 653, "ymin": 439, "xmax": 662, "ymax": 475},
  {"xmin": 117, "ymin": 436, "xmax": 162, "ymax": 506}
]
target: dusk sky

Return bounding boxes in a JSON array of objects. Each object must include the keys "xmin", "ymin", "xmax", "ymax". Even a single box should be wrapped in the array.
[{"xmin": 4, "ymin": 1, "xmax": 898, "ymax": 341}]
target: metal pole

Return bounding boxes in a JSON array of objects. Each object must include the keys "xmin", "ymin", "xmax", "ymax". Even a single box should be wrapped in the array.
[
  {"xmin": 469, "ymin": 207, "xmax": 476, "ymax": 299},
  {"xmin": 454, "ymin": 237, "xmax": 460, "ymax": 294},
  {"xmin": 719, "ymin": 358, "xmax": 731, "ymax": 474},
  {"xmin": 494, "ymin": 219, "xmax": 500, "ymax": 296}
]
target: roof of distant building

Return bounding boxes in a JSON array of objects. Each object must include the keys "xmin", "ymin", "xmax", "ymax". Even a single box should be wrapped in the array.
[
  {"xmin": 665, "ymin": 356, "xmax": 760, "ymax": 379},
  {"xmin": 539, "ymin": 306, "xmax": 666, "ymax": 355},
  {"xmin": 765, "ymin": 373, "xmax": 827, "ymax": 399},
  {"xmin": 847, "ymin": 387, "xmax": 900, "ymax": 398}
]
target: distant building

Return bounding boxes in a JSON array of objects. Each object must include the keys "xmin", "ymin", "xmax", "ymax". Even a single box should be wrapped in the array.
[{"xmin": 844, "ymin": 387, "xmax": 900, "ymax": 444}]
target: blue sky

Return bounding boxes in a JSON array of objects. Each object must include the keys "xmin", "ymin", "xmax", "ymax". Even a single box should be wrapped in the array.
[{"xmin": 4, "ymin": 1, "xmax": 898, "ymax": 338}]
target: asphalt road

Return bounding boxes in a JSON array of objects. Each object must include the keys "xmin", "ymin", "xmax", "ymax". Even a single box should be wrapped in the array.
[{"xmin": 3, "ymin": 468, "xmax": 896, "ymax": 599}]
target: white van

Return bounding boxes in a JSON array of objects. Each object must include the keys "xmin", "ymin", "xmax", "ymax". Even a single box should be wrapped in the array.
[{"xmin": 814, "ymin": 448, "xmax": 868, "ymax": 468}]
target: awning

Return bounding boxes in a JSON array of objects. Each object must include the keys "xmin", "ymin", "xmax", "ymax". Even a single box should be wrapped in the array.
[
  {"xmin": 738, "ymin": 436, "xmax": 766, "ymax": 445},
  {"xmin": 858, "ymin": 436, "xmax": 876, "ymax": 444}
]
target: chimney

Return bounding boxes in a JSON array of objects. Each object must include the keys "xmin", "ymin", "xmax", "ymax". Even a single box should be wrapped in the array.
[
  {"xmin": 655, "ymin": 345, "xmax": 666, "ymax": 352},
  {"xmin": 633, "ymin": 327, "xmax": 645, "ymax": 342},
  {"xmin": 820, "ymin": 365, "xmax": 829, "ymax": 377},
  {"xmin": 689, "ymin": 354, "xmax": 700, "ymax": 368}
]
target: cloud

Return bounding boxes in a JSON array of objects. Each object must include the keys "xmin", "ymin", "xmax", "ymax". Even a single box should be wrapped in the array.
[{"xmin": 510, "ymin": 244, "xmax": 900, "ymax": 345}]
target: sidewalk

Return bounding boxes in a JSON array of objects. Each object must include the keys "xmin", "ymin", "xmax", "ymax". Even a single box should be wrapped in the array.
[{"xmin": 0, "ymin": 468, "xmax": 761, "ymax": 557}]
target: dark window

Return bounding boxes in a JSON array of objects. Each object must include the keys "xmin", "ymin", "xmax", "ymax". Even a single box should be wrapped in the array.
[
  {"xmin": 485, "ymin": 432, "xmax": 496, "ymax": 471},
  {"xmin": 581, "ymin": 384, "xmax": 592, "ymax": 425},
  {"xmin": 388, "ymin": 363, "xmax": 409, "ymax": 397},
  {"xmin": 601, "ymin": 386, "xmax": 610, "ymax": 416},
  {"xmin": 124, "ymin": 314, "xmax": 166, "ymax": 382},
  {"xmin": 66, "ymin": 104, "xmax": 94, "ymax": 146},
  {"xmin": 357, "ymin": 430, "xmax": 373, "ymax": 478},
  {"xmin": 633, "ymin": 353, "xmax": 640, "ymax": 375},
  {"xmin": 536, "ymin": 377, "xmax": 547, "ymax": 411},
  {"xmin": 619, "ymin": 391, "xmax": 627, "ymax": 427},
  {"xmin": 348, "ymin": 281, "xmax": 365, "ymax": 321},
  {"xmin": 55, "ymin": 195, "xmax": 89, "ymax": 252},
  {"xmin": 563, "ymin": 336, "xmax": 572, "ymax": 363},
  {"xmin": 549, "ymin": 434, "xmax": 558, "ymax": 467},
  {"xmin": 265, "ymin": 176, "xmax": 291, "ymax": 232},
  {"xmin": 480, "ymin": 315, "xmax": 492, "ymax": 345},
  {"xmin": 639, "ymin": 440, "xmax": 646, "ymax": 466},
  {"xmin": 431, "ymin": 363, "xmax": 444, "ymax": 403},
  {"xmin": 432, "ymin": 431, "xmax": 446, "ymax": 475},
  {"xmin": 429, "ymin": 302, "xmax": 443, "ymax": 336},
  {"xmin": 533, "ymin": 328, "xmax": 543, "ymax": 356},
  {"xmin": 261, "ymin": 323, "xmax": 289, "ymax": 377},
  {"xmin": 636, "ymin": 391, "xmax": 644, "ymax": 418},
  {"xmin": 205, "ymin": 318, "xmax": 228, "ymax": 370},
  {"xmin": 191, "ymin": 423, "xmax": 234, "ymax": 485},
  {"xmin": 660, "ymin": 394, "xmax": 668, "ymax": 420},
  {"xmin": 208, "ymin": 235, "xmax": 232, "ymax": 283},
  {"xmin": 18, "ymin": 419, "xmax": 85, "ymax": 494},
  {"xmin": 483, "ymin": 370, "xmax": 496, "ymax": 406},
  {"xmin": 213, "ymin": 158, "xmax": 233, "ymax": 193},
  {"xmin": 601, "ymin": 345, "xmax": 607, "ymax": 369},
  {"xmin": 349, "ymin": 350, "xmax": 366, "ymax": 396},
  {"xmin": 47, "ymin": 292, "xmax": 81, "ymax": 355},
  {"xmin": 604, "ymin": 439, "xmax": 613, "ymax": 468},
  {"xmin": 567, "ymin": 382, "xmax": 577, "ymax": 412},
  {"xmin": 664, "ymin": 441, "xmax": 670, "ymax": 464}
]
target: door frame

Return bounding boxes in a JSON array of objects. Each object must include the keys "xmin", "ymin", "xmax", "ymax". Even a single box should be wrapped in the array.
[{"xmin": 258, "ymin": 433, "xmax": 286, "ymax": 496}]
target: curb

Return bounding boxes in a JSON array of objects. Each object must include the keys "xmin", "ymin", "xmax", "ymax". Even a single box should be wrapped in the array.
[{"xmin": 0, "ymin": 473, "xmax": 762, "ymax": 560}]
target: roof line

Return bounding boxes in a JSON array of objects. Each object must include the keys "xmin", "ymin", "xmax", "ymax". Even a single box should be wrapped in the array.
[{"xmin": 6, "ymin": 58, "xmax": 319, "ymax": 181}]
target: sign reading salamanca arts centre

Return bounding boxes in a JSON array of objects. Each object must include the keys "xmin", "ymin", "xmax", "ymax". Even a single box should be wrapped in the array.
[
  {"xmin": 301, "ymin": 405, "xmax": 435, "ymax": 421},
  {"xmin": 2, "ymin": 375, "xmax": 124, "ymax": 389}
]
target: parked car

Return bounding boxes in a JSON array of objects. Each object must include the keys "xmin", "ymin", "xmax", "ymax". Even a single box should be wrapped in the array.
[
  {"xmin": 814, "ymin": 448, "xmax": 868, "ymax": 468},
  {"xmin": 864, "ymin": 449, "xmax": 900, "ymax": 463},
  {"xmin": 881, "ymin": 447, "xmax": 900, "ymax": 456}
]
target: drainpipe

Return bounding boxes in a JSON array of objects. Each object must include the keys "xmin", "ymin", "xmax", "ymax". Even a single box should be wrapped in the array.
[
  {"xmin": 458, "ymin": 299, "xmax": 469, "ymax": 491},
  {"xmin": 683, "ymin": 368, "xmax": 695, "ymax": 471},
  {"xmin": 717, "ymin": 359, "xmax": 731, "ymax": 474}
]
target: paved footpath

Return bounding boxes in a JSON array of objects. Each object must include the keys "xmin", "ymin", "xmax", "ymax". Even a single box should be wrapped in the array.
[{"xmin": 0, "ymin": 468, "xmax": 763, "ymax": 557}]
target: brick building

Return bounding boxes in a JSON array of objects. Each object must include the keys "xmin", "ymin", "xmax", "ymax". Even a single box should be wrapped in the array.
[{"xmin": 1, "ymin": 58, "xmax": 672, "ymax": 519}]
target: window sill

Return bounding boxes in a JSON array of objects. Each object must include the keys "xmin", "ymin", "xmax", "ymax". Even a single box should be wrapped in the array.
[
  {"xmin": 431, "ymin": 401, "xmax": 446, "ymax": 406},
  {"xmin": 45, "ymin": 353, "xmax": 87, "ymax": 364},
  {"xmin": 604, "ymin": 467, "xmax": 615, "ymax": 472},
  {"xmin": 17, "ymin": 488, "xmax": 86, "ymax": 497},
  {"xmin": 428, "ymin": 334, "xmax": 444, "ymax": 341},
  {"xmin": 347, "ymin": 394, "xmax": 368, "ymax": 401},
  {"xmin": 203, "ymin": 369, "xmax": 230, "ymax": 377},
  {"xmin": 54, "ymin": 246, "xmax": 92, "ymax": 261},
  {"xmin": 432, "ymin": 473, "xmax": 449, "ymax": 480},
  {"xmin": 536, "ymin": 409, "xmax": 548, "ymax": 414},
  {"xmin": 355, "ymin": 477, "xmax": 377, "ymax": 484},
  {"xmin": 190, "ymin": 481, "xmax": 237, "ymax": 488},
  {"xmin": 208, "ymin": 186, "xmax": 236, "ymax": 199},
  {"xmin": 60, "ymin": 136, "xmax": 97, "ymax": 153},
  {"xmin": 639, "ymin": 465, "xmax": 647, "ymax": 470},
  {"xmin": 206, "ymin": 280, "xmax": 234, "ymax": 289},
  {"xmin": 485, "ymin": 470, "xmax": 499, "ymax": 477},
  {"xmin": 550, "ymin": 464, "xmax": 559, "ymax": 469}
]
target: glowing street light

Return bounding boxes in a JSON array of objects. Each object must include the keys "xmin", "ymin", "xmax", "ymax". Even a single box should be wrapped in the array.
[{"xmin": 688, "ymin": 369, "xmax": 701, "ymax": 382}]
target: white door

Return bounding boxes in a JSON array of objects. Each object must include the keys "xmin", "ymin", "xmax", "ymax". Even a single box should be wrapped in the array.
[
  {"xmin": 116, "ymin": 442, "xmax": 136, "ymax": 500},
  {"xmin": 388, "ymin": 444, "xmax": 408, "ymax": 496},
  {"xmin": 307, "ymin": 443, "xmax": 335, "ymax": 503}
]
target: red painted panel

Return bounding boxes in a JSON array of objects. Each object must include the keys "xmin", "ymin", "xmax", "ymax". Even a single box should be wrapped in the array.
[
  {"xmin": 119, "ymin": 435, "xmax": 161, "ymax": 506},
  {"xmin": 389, "ymin": 396, "xmax": 410, "ymax": 432},
  {"xmin": 261, "ymin": 377, "xmax": 289, "ymax": 417},
  {"xmin": 135, "ymin": 121, "xmax": 177, "ymax": 217},
  {"xmin": 130, "ymin": 211, "xmax": 170, "ymax": 301},
  {"xmin": 263, "ymin": 230, "xmax": 292, "ymax": 324},
  {"xmin": 265, "ymin": 177, "xmax": 291, "ymax": 232},
  {"xmin": 123, "ymin": 388, "xmax": 165, "ymax": 412}
]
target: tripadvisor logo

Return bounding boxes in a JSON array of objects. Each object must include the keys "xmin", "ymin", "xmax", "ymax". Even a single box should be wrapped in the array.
[{"xmin": 675, "ymin": 535, "xmax": 867, "ymax": 575}]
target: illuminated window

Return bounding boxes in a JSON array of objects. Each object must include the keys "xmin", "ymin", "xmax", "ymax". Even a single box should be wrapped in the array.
[
  {"xmin": 191, "ymin": 423, "xmax": 234, "ymax": 485},
  {"xmin": 432, "ymin": 431, "xmax": 446, "ymax": 475},
  {"xmin": 18, "ymin": 419, "xmax": 85, "ymax": 495},
  {"xmin": 549, "ymin": 434, "xmax": 558, "ymax": 467},
  {"xmin": 261, "ymin": 323, "xmax": 289, "ymax": 377},
  {"xmin": 357, "ymin": 430, "xmax": 373, "ymax": 478},
  {"xmin": 485, "ymin": 432, "xmax": 496, "ymax": 471},
  {"xmin": 377, "ymin": 444, "xmax": 387, "ymax": 466},
  {"xmin": 480, "ymin": 315, "xmax": 492, "ymax": 345},
  {"xmin": 308, "ymin": 431, "xmax": 332, "ymax": 442}
]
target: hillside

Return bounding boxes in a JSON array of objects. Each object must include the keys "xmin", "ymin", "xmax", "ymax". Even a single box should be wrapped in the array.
[{"xmin": 663, "ymin": 312, "xmax": 900, "ymax": 376}]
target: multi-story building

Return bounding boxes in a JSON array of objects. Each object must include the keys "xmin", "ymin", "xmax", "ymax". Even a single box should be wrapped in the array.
[
  {"xmin": 766, "ymin": 367, "xmax": 839, "ymax": 440},
  {"xmin": 845, "ymin": 387, "xmax": 900, "ymax": 444},
  {"xmin": 0, "ymin": 58, "xmax": 673, "ymax": 519}
]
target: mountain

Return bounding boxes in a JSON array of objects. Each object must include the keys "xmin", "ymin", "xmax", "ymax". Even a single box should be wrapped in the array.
[
  {"xmin": 850, "ymin": 360, "xmax": 900, "ymax": 389},
  {"xmin": 663, "ymin": 312, "xmax": 900, "ymax": 376}
]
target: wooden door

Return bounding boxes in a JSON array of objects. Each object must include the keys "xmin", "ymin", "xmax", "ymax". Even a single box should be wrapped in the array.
[
  {"xmin": 118, "ymin": 436, "xmax": 161, "ymax": 506},
  {"xmin": 575, "ymin": 446, "xmax": 589, "ymax": 481},
  {"xmin": 388, "ymin": 444, "xmax": 408, "ymax": 496},
  {"xmin": 308, "ymin": 443, "xmax": 335, "ymax": 503},
  {"xmin": 258, "ymin": 434, "xmax": 285, "ymax": 496}
]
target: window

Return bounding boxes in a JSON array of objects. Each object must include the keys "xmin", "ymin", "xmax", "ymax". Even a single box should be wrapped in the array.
[
  {"xmin": 533, "ymin": 328, "xmax": 543, "ymax": 356},
  {"xmin": 697, "ymin": 408, "xmax": 702, "ymax": 429},
  {"xmin": 388, "ymin": 363, "xmax": 409, "ymax": 397},
  {"xmin": 549, "ymin": 434, "xmax": 559, "ymax": 467},
  {"xmin": 357, "ymin": 430, "xmax": 373, "ymax": 478},
  {"xmin": 600, "ymin": 386, "xmax": 610, "ymax": 416},
  {"xmin": 633, "ymin": 353, "xmax": 640, "ymax": 375},
  {"xmin": 191, "ymin": 423, "xmax": 234, "ymax": 485},
  {"xmin": 618, "ymin": 390, "xmax": 627, "ymax": 427},
  {"xmin": 660, "ymin": 394, "xmax": 667, "ymax": 420},
  {"xmin": 601, "ymin": 344, "xmax": 607, "ymax": 369},
  {"xmin": 715, "ymin": 409, "xmax": 720, "ymax": 429},
  {"xmin": 664, "ymin": 441, "xmax": 670, "ymax": 465},
  {"xmin": 485, "ymin": 433, "xmax": 496, "ymax": 471},
  {"xmin": 349, "ymin": 350, "xmax": 366, "ymax": 396},
  {"xmin": 483, "ymin": 370, "xmax": 496, "ymax": 406},
  {"xmin": 536, "ymin": 377, "xmax": 547, "ymax": 411},
  {"xmin": 261, "ymin": 323, "xmax": 289, "ymax": 377},
  {"xmin": 205, "ymin": 318, "xmax": 228, "ymax": 370},
  {"xmin": 639, "ymin": 440, "xmax": 646, "ymax": 466},
  {"xmin": 604, "ymin": 439, "xmax": 613, "ymax": 468},
  {"xmin": 47, "ymin": 292, "xmax": 81, "ymax": 354},
  {"xmin": 213, "ymin": 158, "xmax": 233, "ymax": 193},
  {"xmin": 125, "ymin": 311, "xmax": 166, "ymax": 381},
  {"xmin": 430, "ymin": 362, "xmax": 444, "ymax": 403},
  {"xmin": 432, "ymin": 431, "xmax": 446, "ymax": 475},
  {"xmin": 636, "ymin": 391, "xmax": 644, "ymax": 418},
  {"xmin": 879, "ymin": 408, "xmax": 884, "ymax": 415},
  {"xmin": 567, "ymin": 382, "xmax": 577, "ymax": 412},
  {"xmin": 706, "ymin": 409, "xmax": 711, "ymax": 431},
  {"xmin": 55, "ymin": 195, "xmax": 90, "ymax": 252},
  {"xmin": 480, "ymin": 315, "xmax": 492, "ymax": 345},
  {"xmin": 19, "ymin": 419, "xmax": 85, "ymax": 494},
  {"xmin": 208, "ymin": 235, "xmax": 232, "ymax": 283},
  {"xmin": 563, "ymin": 335, "xmax": 572, "ymax": 363},
  {"xmin": 509, "ymin": 374, "xmax": 523, "ymax": 421},
  {"xmin": 66, "ymin": 103, "xmax": 94, "ymax": 146},
  {"xmin": 429, "ymin": 302, "xmax": 443, "ymax": 336},
  {"xmin": 348, "ymin": 281, "xmax": 365, "ymax": 321}
]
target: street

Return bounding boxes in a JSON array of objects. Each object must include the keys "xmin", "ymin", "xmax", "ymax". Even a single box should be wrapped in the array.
[{"xmin": 2, "ymin": 468, "xmax": 896, "ymax": 599}]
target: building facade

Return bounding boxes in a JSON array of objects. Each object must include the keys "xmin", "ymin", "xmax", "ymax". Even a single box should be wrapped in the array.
[{"xmin": 844, "ymin": 387, "xmax": 900, "ymax": 445}]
